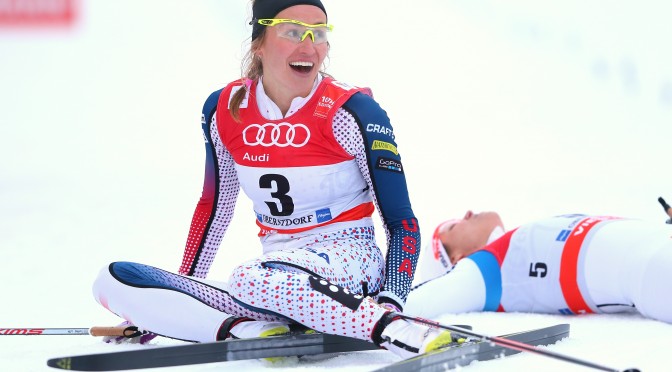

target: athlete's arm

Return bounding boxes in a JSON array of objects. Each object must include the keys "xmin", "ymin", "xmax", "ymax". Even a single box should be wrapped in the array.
[
  {"xmin": 405, "ymin": 258, "xmax": 489, "ymax": 317},
  {"xmin": 336, "ymin": 93, "xmax": 420, "ymax": 310},
  {"xmin": 178, "ymin": 90, "xmax": 240, "ymax": 278}
]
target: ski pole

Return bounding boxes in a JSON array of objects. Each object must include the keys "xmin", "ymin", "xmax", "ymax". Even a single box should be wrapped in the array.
[
  {"xmin": 658, "ymin": 197, "xmax": 672, "ymax": 224},
  {"xmin": 399, "ymin": 314, "xmax": 640, "ymax": 372},
  {"xmin": 0, "ymin": 326, "xmax": 139, "ymax": 337}
]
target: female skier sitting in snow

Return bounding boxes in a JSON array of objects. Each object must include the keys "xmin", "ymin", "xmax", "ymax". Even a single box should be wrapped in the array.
[{"xmin": 91, "ymin": 0, "xmax": 457, "ymax": 358}]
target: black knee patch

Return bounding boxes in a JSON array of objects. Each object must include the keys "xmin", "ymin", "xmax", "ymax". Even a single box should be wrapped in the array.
[{"xmin": 308, "ymin": 276, "xmax": 364, "ymax": 311}]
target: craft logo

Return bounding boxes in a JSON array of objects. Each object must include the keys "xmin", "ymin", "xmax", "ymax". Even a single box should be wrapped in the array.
[
  {"xmin": 0, "ymin": 0, "xmax": 79, "ymax": 27},
  {"xmin": 376, "ymin": 156, "xmax": 403, "ymax": 173},
  {"xmin": 366, "ymin": 123, "xmax": 395, "ymax": 139},
  {"xmin": 371, "ymin": 140, "xmax": 398, "ymax": 155}
]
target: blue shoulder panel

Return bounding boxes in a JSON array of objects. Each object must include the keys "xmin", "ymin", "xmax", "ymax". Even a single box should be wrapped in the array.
[
  {"xmin": 202, "ymin": 88, "xmax": 223, "ymax": 131},
  {"xmin": 341, "ymin": 92, "xmax": 414, "ymax": 223},
  {"xmin": 468, "ymin": 250, "xmax": 503, "ymax": 311}
]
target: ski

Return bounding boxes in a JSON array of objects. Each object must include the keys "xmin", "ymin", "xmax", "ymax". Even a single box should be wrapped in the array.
[
  {"xmin": 373, "ymin": 323, "xmax": 570, "ymax": 372},
  {"xmin": 46, "ymin": 323, "xmax": 566, "ymax": 372},
  {"xmin": 47, "ymin": 332, "xmax": 380, "ymax": 371}
]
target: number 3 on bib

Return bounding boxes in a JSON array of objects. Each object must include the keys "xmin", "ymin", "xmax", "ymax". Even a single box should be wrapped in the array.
[{"xmin": 259, "ymin": 174, "xmax": 295, "ymax": 216}]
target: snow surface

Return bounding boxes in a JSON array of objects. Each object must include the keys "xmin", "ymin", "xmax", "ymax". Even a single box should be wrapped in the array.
[{"xmin": 1, "ymin": 1, "xmax": 671, "ymax": 371}]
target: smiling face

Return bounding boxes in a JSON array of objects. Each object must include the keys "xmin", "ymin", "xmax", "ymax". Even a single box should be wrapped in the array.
[
  {"xmin": 439, "ymin": 210, "xmax": 505, "ymax": 264},
  {"xmin": 256, "ymin": 5, "xmax": 329, "ymax": 109}
]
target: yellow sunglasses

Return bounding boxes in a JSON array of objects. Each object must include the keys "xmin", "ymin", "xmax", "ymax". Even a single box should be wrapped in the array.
[{"xmin": 253, "ymin": 18, "xmax": 334, "ymax": 44}]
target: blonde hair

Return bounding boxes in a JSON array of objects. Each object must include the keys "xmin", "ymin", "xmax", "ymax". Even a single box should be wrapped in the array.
[{"xmin": 229, "ymin": 36, "xmax": 265, "ymax": 122}]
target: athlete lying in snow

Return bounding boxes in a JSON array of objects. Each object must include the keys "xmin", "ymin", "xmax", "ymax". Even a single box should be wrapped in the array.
[{"xmin": 405, "ymin": 210, "xmax": 672, "ymax": 324}]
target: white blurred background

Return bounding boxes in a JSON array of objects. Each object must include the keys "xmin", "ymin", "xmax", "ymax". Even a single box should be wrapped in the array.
[{"xmin": 1, "ymin": 0, "xmax": 671, "ymax": 331}]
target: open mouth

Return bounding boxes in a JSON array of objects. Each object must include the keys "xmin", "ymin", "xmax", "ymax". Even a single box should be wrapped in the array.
[{"xmin": 289, "ymin": 61, "xmax": 314, "ymax": 74}]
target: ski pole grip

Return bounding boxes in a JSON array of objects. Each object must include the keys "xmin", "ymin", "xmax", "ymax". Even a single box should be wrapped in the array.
[
  {"xmin": 659, "ymin": 197, "xmax": 672, "ymax": 224},
  {"xmin": 89, "ymin": 326, "xmax": 132, "ymax": 337},
  {"xmin": 659, "ymin": 197, "xmax": 672, "ymax": 214}
]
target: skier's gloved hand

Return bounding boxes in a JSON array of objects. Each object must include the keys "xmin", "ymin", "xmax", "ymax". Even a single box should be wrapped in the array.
[
  {"xmin": 374, "ymin": 312, "xmax": 460, "ymax": 359},
  {"xmin": 375, "ymin": 292, "xmax": 403, "ymax": 313},
  {"xmin": 380, "ymin": 301, "xmax": 401, "ymax": 313},
  {"xmin": 102, "ymin": 321, "xmax": 158, "ymax": 344}
]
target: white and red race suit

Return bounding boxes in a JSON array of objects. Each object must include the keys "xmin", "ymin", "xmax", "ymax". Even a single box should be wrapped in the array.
[
  {"xmin": 406, "ymin": 214, "xmax": 672, "ymax": 324},
  {"xmin": 93, "ymin": 75, "xmax": 422, "ymax": 342}
]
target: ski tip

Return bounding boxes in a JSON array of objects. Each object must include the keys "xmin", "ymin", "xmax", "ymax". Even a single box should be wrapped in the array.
[
  {"xmin": 622, "ymin": 369, "xmax": 641, "ymax": 372},
  {"xmin": 47, "ymin": 357, "xmax": 71, "ymax": 370}
]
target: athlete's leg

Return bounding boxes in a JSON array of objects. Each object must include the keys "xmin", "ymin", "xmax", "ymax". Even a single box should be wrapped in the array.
[
  {"xmin": 228, "ymin": 248, "xmax": 461, "ymax": 359},
  {"xmin": 227, "ymin": 223, "xmax": 463, "ymax": 357},
  {"xmin": 634, "ymin": 241, "xmax": 672, "ymax": 323},
  {"xmin": 92, "ymin": 262, "xmax": 286, "ymax": 342},
  {"xmin": 227, "ymin": 225, "xmax": 389, "ymax": 340},
  {"xmin": 584, "ymin": 221, "xmax": 670, "ymax": 317}
]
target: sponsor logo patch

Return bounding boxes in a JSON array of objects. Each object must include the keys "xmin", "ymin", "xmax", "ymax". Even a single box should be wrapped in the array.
[
  {"xmin": 371, "ymin": 140, "xmax": 398, "ymax": 155},
  {"xmin": 243, "ymin": 123, "xmax": 310, "ymax": 148},
  {"xmin": 556, "ymin": 229, "xmax": 571, "ymax": 242},
  {"xmin": 375, "ymin": 157, "xmax": 403, "ymax": 173},
  {"xmin": 315, "ymin": 208, "xmax": 332, "ymax": 223},
  {"xmin": 366, "ymin": 123, "xmax": 395, "ymax": 139},
  {"xmin": 256, "ymin": 212, "xmax": 314, "ymax": 226},
  {"xmin": 319, "ymin": 96, "xmax": 335, "ymax": 107},
  {"xmin": 242, "ymin": 152, "xmax": 269, "ymax": 162}
]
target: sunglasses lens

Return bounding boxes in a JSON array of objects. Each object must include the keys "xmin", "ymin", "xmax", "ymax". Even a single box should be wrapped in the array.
[{"xmin": 275, "ymin": 22, "xmax": 330, "ymax": 44}]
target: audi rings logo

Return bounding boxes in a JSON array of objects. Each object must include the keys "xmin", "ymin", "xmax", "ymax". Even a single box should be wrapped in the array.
[{"xmin": 243, "ymin": 123, "xmax": 311, "ymax": 147}]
